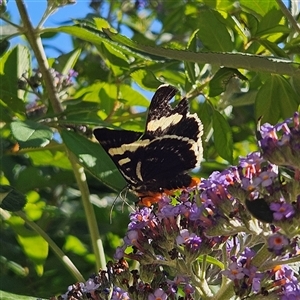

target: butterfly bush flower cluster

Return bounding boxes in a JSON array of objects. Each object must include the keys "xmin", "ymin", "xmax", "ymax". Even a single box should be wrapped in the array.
[
  {"xmin": 19, "ymin": 68, "xmax": 78, "ymax": 94},
  {"xmin": 57, "ymin": 113, "xmax": 300, "ymax": 299}
]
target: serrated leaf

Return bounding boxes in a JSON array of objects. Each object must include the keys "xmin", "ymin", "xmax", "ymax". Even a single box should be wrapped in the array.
[
  {"xmin": 103, "ymin": 29, "xmax": 300, "ymax": 78},
  {"xmin": 10, "ymin": 120, "xmax": 53, "ymax": 148},
  {"xmin": 212, "ymin": 110, "xmax": 233, "ymax": 163},
  {"xmin": 46, "ymin": 25, "xmax": 153, "ymax": 63},
  {"xmin": 61, "ymin": 130, "xmax": 127, "ymax": 193},
  {"xmin": 96, "ymin": 42, "xmax": 129, "ymax": 76},
  {"xmin": 255, "ymin": 75, "xmax": 299, "ymax": 124},
  {"xmin": 130, "ymin": 69, "xmax": 162, "ymax": 90},
  {"xmin": 54, "ymin": 48, "xmax": 81, "ymax": 75}
]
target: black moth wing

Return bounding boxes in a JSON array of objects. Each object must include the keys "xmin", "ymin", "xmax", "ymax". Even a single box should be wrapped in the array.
[
  {"xmin": 93, "ymin": 84, "xmax": 204, "ymax": 193},
  {"xmin": 145, "ymin": 85, "xmax": 203, "ymax": 153},
  {"xmin": 93, "ymin": 127, "xmax": 142, "ymax": 186},
  {"xmin": 145, "ymin": 84, "xmax": 203, "ymax": 168},
  {"xmin": 115, "ymin": 135, "xmax": 199, "ymax": 192}
]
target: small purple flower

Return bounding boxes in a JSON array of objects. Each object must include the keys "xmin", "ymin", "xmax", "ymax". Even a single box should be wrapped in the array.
[
  {"xmin": 176, "ymin": 229, "xmax": 192, "ymax": 245},
  {"xmin": 114, "ymin": 246, "xmax": 126, "ymax": 260},
  {"xmin": 243, "ymin": 247, "xmax": 256, "ymax": 259},
  {"xmin": 111, "ymin": 286, "xmax": 130, "ymax": 300},
  {"xmin": 268, "ymin": 233, "xmax": 289, "ymax": 255},
  {"xmin": 270, "ymin": 202, "xmax": 295, "ymax": 220},
  {"xmin": 148, "ymin": 288, "xmax": 168, "ymax": 300},
  {"xmin": 251, "ymin": 277, "xmax": 261, "ymax": 293},
  {"xmin": 258, "ymin": 170, "xmax": 277, "ymax": 187},
  {"xmin": 239, "ymin": 152, "xmax": 264, "ymax": 167},
  {"xmin": 184, "ymin": 283, "xmax": 195, "ymax": 295},
  {"xmin": 84, "ymin": 278, "xmax": 100, "ymax": 292},
  {"xmin": 241, "ymin": 177, "xmax": 260, "ymax": 191},
  {"xmin": 223, "ymin": 262, "xmax": 245, "ymax": 280},
  {"xmin": 185, "ymin": 235, "xmax": 202, "ymax": 252}
]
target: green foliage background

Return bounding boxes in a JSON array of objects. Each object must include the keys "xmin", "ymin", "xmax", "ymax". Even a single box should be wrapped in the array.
[{"xmin": 0, "ymin": 0, "xmax": 299, "ymax": 298}]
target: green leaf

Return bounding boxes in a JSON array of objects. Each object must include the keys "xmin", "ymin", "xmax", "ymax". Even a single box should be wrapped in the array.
[
  {"xmin": 259, "ymin": 39, "xmax": 289, "ymax": 58},
  {"xmin": 99, "ymin": 82, "xmax": 118, "ymax": 114},
  {"xmin": 119, "ymin": 85, "xmax": 149, "ymax": 107},
  {"xmin": 93, "ymin": 17, "xmax": 111, "ymax": 30},
  {"xmin": 255, "ymin": 75, "xmax": 299, "ymax": 124},
  {"xmin": 26, "ymin": 148, "xmax": 72, "ymax": 169},
  {"xmin": 184, "ymin": 30, "xmax": 200, "ymax": 84},
  {"xmin": 96, "ymin": 42, "xmax": 129, "ymax": 76},
  {"xmin": 197, "ymin": 9, "xmax": 234, "ymax": 52},
  {"xmin": 291, "ymin": 76, "xmax": 300, "ymax": 97},
  {"xmin": 0, "ymin": 45, "xmax": 29, "ymax": 116},
  {"xmin": 61, "ymin": 130, "xmax": 127, "ymax": 193},
  {"xmin": 0, "ymin": 39, "xmax": 10, "ymax": 56},
  {"xmin": 7, "ymin": 216, "xmax": 48, "ymax": 276},
  {"xmin": 10, "ymin": 120, "xmax": 53, "ymax": 148},
  {"xmin": 256, "ymin": 8, "xmax": 284, "ymax": 36},
  {"xmin": 209, "ymin": 68, "xmax": 248, "ymax": 97},
  {"xmin": 212, "ymin": 110, "xmax": 233, "ymax": 163},
  {"xmin": 0, "ymin": 290, "xmax": 46, "ymax": 300},
  {"xmin": 203, "ymin": 0, "xmax": 235, "ymax": 11},
  {"xmin": 54, "ymin": 48, "xmax": 81, "ymax": 75},
  {"xmin": 230, "ymin": 90, "xmax": 258, "ymax": 107},
  {"xmin": 47, "ymin": 25, "xmax": 153, "ymax": 63},
  {"xmin": 240, "ymin": 12, "xmax": 259, "ymax": 36},
  {"xmin": 131, "ymin": 69, "xmax": 162, "ymax": 90},
  {"xmin": 197, "ymin": 254, "xmax": 224, "ymax": 269},
  {"xmin": 103, "ymin": 29, "xmax": 300, "ymax": 78},
  {"xmin": 64, "ymin": 235, "xmax": 88, "ymax": 255},
  {"xmin": 239, "ymin": 0, "xmax": 278, "ymax": 16},
  {"xmin": 0, "ymin": 45, "xmax": 30, "ymax": 101}
]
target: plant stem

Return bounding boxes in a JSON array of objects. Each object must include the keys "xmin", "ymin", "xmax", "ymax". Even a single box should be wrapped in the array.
[
  {"xmin": 16, "ymin": 211, "xmax": 85, "ymax": 282},
  {"xmin": 16, "ymin": 0, "xmax": 106, "ymax": 272},
  {"xmin": 68, "ymin": 151, "xmax": 106, "ymax": 270},
  {"xmin": 16, "ymin": 0, "xmax": 63, "ymax": 114},
  {"xmin": 0, "ymin": 15, "xmax": 22, "ymax": 29}
]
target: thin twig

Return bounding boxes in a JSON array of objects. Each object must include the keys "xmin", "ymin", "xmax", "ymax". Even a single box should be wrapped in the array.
[{"xmin": 276, "ymin": 0, "xmax": 300, "ymax": 34}]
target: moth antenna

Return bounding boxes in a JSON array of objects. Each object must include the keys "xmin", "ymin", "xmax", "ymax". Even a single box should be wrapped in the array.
[
  {"xmin": 109, "ymin": 193, "xmax": 120, "ymax": 224},
  {"xmin": 121, "ymin": 187, "xmax": 135, "ymax": 212},
  {"xmin": 109, "ymin": 186, "xmax": 135, "ymax": 224}
]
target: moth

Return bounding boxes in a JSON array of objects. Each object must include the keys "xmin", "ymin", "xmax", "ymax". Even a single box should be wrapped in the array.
[{"xmin": 93, "ymin": 84, "xmax": 203, "ymax": 205}]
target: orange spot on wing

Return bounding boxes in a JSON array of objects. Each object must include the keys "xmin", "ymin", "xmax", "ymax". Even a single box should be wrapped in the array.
[
  {"xmin": 189, "ymin": 177, "xmax": 200, "ymax": 187},
  {"xmin": 137, "ymin": 177, "xmax": 200, "ymax": 206},
  {"xmin": 138, "ymin": 192, "xmax": 162, "ymax": 207}
]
